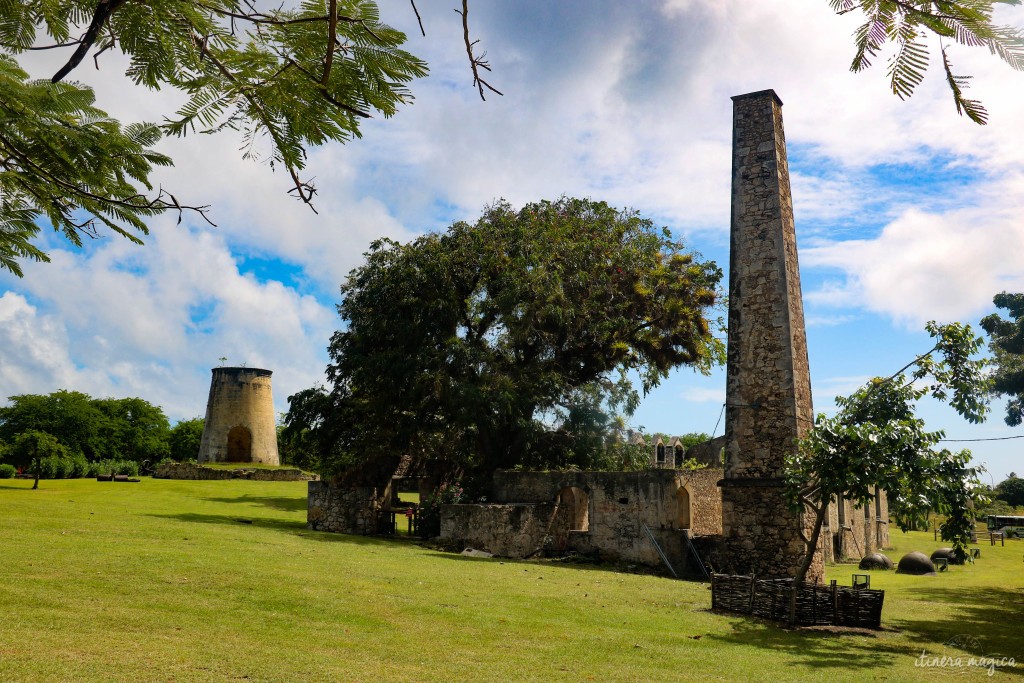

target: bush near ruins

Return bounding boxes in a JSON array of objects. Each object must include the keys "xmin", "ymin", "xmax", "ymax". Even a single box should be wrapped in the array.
[{"xmin": 0, "ymin": 463, "xmax": 15, "ymax": 478}]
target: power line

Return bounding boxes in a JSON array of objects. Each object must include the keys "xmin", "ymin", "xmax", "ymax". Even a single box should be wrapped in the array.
[{"xmin": 939, "ymin": 435, "xmax": 1024, "ymax": 443}]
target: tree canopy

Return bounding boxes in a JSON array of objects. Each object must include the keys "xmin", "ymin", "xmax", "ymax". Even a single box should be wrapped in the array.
[
  {"xmin": 994, "ymin": 473, "xmax": 1024, "ymax": 507},
  {"xmin": 785, "ymin": 320, "xmax": 990, "ymax": 594},
  {"xmin": 1, "ymin": 2, "xmax": 1022, "ymax": 276},
  {"xmin": 980, "ymin": 291, "xmax": 1024, "ymax": 425},
  {"xmin": 0, "ymin": 390, "xmax": 171, "ymax": 463},
  {"xmin": 285, "ymin": 197, "xmax": 724, "ymax": 484},
  {"xmin": 0, "ymin": 0, "xmax": 426, "ymax": 275}
]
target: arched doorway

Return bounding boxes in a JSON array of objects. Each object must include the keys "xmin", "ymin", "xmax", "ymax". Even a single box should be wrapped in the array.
[
  {"xmin": 226, "ymin": 425, "xmax": 252, "ymax": 462},
  {"xmin": 675, "ymin": 487, "xmax": 691, "ymax": 529},
  {"xmin": 555, "ymin": 486, "xmax": 589, "ymax": 531}
]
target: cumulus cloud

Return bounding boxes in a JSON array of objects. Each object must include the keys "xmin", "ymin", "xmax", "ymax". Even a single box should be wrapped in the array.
[
  {"xmin": 803, "ymin": 174, "xmax": 1024, "ymax": 326},
  {"xmin": 2, "ymin": 224, "xmax": 337, "ymax": 420}
]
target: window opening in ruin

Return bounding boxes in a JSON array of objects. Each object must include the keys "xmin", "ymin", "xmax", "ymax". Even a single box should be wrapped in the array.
[
  {"xmin": 676, "ymin": 487, "xmax": 691, "ymax": 529},
  {"xmin": 674, "ymin": 446, "xmax": 684, "ymax": 468},
  {"xmin": 226, "ymin": 425, "xmax": 252, "ymax": 462},
  {"xmin": 555, "ymin": 487, "xmax": 589, "ymax": 532},
  {"xmin": 656, "ymin": 444, "xmax": 665, "ymax": 463},
  {"xmin": 875, "ymin": 494, "xmax": 883, "ymax": 546},
  {"xmin": 618, "ymin": 496, "xmax": 629, "ymax": 505}
]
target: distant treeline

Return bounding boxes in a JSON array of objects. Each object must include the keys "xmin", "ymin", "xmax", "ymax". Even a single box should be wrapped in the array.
[{"xmin": 0, "ymin": 391, "xmax": 203, "ymax": 477}]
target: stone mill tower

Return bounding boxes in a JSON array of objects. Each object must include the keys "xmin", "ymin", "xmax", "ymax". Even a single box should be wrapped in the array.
[
  {"xmin": 198, "ymin": 367, "xmax": 280, "ymax": 465},
  {"xmin": 721, "ymin": 90, "xmax": 821, "ymax": 581}
]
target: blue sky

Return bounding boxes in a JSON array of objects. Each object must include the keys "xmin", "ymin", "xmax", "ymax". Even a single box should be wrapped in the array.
[{"xmin": 0, "ymin": 0, "xmax": 1021, "ymax": 481}]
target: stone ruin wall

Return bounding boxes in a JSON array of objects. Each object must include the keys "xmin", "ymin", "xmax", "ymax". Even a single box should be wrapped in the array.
[
  {"xmin": 307, "ymin": 481, "xmax": 380, "ymax": 535},
  {"xmin": 155, "ymin": 462, "xmax": 317, "ymax": 481},
  {"xmin": 440, "ymin": 468, "xmax": 723, "ymax": 571}
]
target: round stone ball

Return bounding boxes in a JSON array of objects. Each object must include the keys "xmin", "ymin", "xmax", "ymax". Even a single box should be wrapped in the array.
[
  {"xmin": 897, "ymin": 551, "xmax": 937, "ymax": 575},
  {"xmin": 858, "ymin": 553, "xmax": 894, "ymax": 570},
  {"xmin": 930, "ymin": 547, "xmax": 965, "ymax": 565}
]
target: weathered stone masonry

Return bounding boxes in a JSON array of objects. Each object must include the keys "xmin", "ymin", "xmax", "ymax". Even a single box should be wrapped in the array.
[
  {"xmin": 721, "ymin": 90, "xmax": 821, "ymax": 581},
  {"xmin": 198, "ymin": 367, "xmax": 280, "ymax": 465},
  {"xmin": 442, "ymin": 468, "xmax": 723, "ymax": 570}
]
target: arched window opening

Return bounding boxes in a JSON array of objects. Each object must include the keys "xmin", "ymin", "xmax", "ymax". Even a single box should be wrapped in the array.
[
  {"xmin": 656, "ymin": 443, "xmax": 665, "ymax": 463},
  {"xmin": 675, "ymin": 487, "xmax": 691, "ymax": 529},
  {"xmin": 674, "ymin": 446, "xmax": 685, "ymax": 468}
]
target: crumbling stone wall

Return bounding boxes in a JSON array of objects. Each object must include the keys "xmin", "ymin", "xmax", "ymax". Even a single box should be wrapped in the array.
[
  {"xmin": 307, "ymin": 481, "xmax": 380, "ymax": 534},
  {"xmin": 685, "ymin": 436, "xmax": 725, "ymax": 468},
  {"xmin": 441, "ymin": 468, "xmax": 723, "ymax": 569},
  {"xmin": 155, "ymin": 462, "xmax": 316, "ymax": 481},
  {"xmin": 441, "ymin": 503, "xmax": 556, "ymax": 557}
]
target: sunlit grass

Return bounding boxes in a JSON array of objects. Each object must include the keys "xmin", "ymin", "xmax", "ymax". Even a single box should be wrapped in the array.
[{"xmin": 0, "ymin": 478, "xmax": 1020, "ymax": 682}]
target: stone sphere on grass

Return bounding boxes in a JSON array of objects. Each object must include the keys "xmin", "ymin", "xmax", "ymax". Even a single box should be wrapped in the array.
[
  {"xmin": 858, "ymin": 553, "xmax": 894, "ymax": 570},
  {"xmin": 930, "ymin": 548, "xmax": 965, "ymax": 565},
  {"xmin": 897, "ymin": 551, "xmax": 937, "ymax": 576}
]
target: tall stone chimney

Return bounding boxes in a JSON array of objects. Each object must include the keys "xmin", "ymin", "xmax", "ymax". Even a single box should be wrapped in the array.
[{"xmin": 721, "ymin": 90, "xmax": 820, "ymax": 581}]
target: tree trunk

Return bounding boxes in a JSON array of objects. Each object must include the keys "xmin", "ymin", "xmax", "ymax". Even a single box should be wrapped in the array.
[
  {"xmin": 31, "ymin": 455, "xmax": 40, "ymax": 490},
  {"xmin": 788, "ymin": 500, "xmax": 829, "ymax": 626}
]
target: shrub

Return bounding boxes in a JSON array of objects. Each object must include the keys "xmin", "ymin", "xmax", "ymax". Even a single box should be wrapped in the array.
[
  {"xmin": 37, "ymin": 455, "xmax": 71, "ymax": 479},
  {"xmin": 0, "ymin": 463, "xmax": 15, "ymax": 479},
  {"xmin": 88, "ymin": 459, "xmax": 139, "ymax": 477}
]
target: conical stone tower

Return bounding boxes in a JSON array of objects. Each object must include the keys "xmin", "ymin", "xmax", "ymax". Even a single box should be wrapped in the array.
[
  {"xmin": 198, "ymin": 367, "xmax": 280, "ymax": 465},
  {"xmin": 721, "ymin": 90, "xmax": 821, "ymax": 581}
]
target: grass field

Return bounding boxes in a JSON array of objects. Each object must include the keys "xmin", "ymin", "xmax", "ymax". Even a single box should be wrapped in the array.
[{"xmin": 1, "ymin": 477, "xmax": 1021, "ymax": 682}]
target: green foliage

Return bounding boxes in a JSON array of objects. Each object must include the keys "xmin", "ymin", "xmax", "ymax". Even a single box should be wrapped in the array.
[
  {"xmin": 87, "ymin": 458, "xmax": 139, "ymax": 477},
  {"xmin": 980, "ymin": 291, "xmax": 1024, "ymax": 425},
  {"xmin": 168, "ymin": 417, "xmax": 205, "ymax": 462},
  {"xmin": 830, "ymin": 0, "xmax": 1024, "ymax": 123},
  {"xmin": 93, "ymin": 397, "xmax": 171, "ymax": 462},
  {"xmin": 787, "ymin": 321, "xmax": 990, "ymax": 579},
  {"xmin": 0, "ymin": 463, "xmax": 16, "ymax": 478},
  {"xmin": 0, "ymin": 390, "xmax": 103, "ymax": 458},
  {"xmin": 0, "ymin": 0, "xmax": 426, "ymax": 275},
  {"xmin": 0, "ymin": 390, "xmax": 171, "ymax": 462},
  {"xmin": 994, "ymin": 474, "xmax": 1024, "ymax": 506},
  {"xmin": 9, "ymin": 429, "xmax": 70, "ymax": 478},
  {"xmin": 292, "ymin": 197, "xmax": 724, "ymax": 481},
  {"xmin": 0, "ymin": 54, "xmax": 180, "ymax": 275}
]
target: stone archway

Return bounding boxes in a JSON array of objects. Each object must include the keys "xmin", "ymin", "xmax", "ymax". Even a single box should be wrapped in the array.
[
  {"xmin": 555, "ymin": 486, "xmax": 590, "ymax": 531},
  {"xmin": 226, "ymin": 425, "xmax": 252, "ymax": 462},
  {"xmin": 676, "ymin": 487, "xmax": 691, "ymax": 529}
]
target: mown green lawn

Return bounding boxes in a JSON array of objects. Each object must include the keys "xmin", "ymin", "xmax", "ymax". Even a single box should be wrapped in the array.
[{"xmin": 1, "ymin": 477, "xmax": 1021, "ymax": 682}]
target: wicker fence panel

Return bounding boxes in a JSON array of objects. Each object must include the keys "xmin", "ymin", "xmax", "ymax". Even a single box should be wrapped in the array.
[{"xmin": 710, "ymin": 574, "xmax": 884, "ymax": 629}]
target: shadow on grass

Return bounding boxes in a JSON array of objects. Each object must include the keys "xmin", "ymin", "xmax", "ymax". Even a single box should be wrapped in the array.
[
  {"xmin": 150, "ymin": 512, "xmax": 306, "ymax": 533},
  {"xmin": 702, "ymin": 617, "xmax": 913, "ymax": 671},
  {"xmin": 147, "ymin": 512, "xmax": 397, "ymax": 548},
  {"xmin": 201, "ymin": 494, "xmax": 307, "ymax": 512},
  {"xmin": 428, "ymin": 547, "xmax": 694, "ymax": 581},
  {"xmin": 891, "ymin": 585, "xmax": 1024, "ymax": 668}
]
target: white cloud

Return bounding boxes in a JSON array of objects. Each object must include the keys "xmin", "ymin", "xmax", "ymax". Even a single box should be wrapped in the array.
[
  {"xmin": 2, "ymin": 225, "xmax": 337, "ymax": 420},
  {"xmin": 803, "ymin": 174, "xmax": 1024, "ymax": 326}
]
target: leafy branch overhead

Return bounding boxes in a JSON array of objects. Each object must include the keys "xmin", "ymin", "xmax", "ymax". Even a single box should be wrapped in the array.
[
  {"xmin": 832, "ymin": 0, "xmax": 1024, "ymax": 123},
  {"xmin": 0, "ymin": 1, "xmax": 1021, "ymax": 277}
]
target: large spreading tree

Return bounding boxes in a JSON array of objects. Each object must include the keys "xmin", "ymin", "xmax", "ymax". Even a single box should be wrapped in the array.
[
  {"xmin": 1, "ymin": 2, "xmax": 1022, "ymax": 276},
  {"xmin": 286, "ymin": 197, "xmax": 724, "ymax": 484}
]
